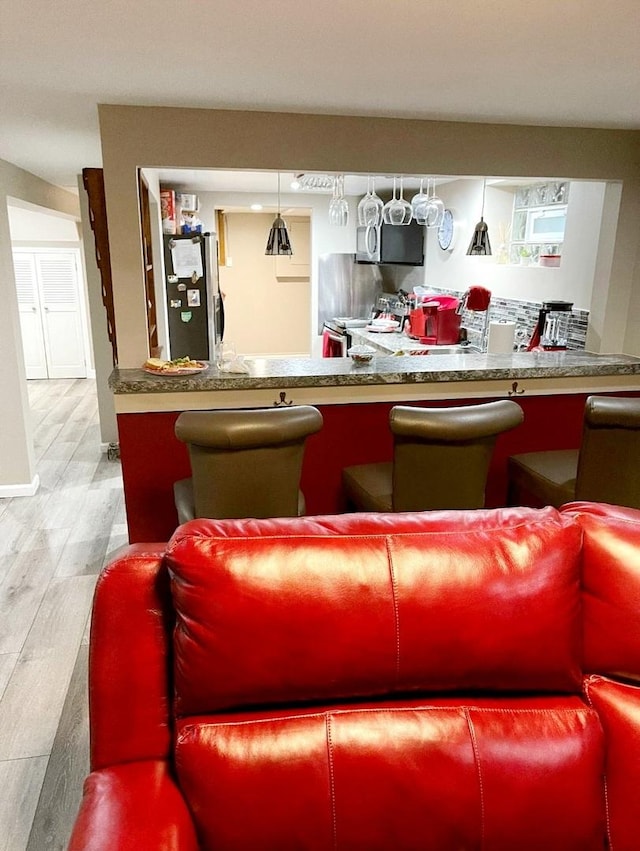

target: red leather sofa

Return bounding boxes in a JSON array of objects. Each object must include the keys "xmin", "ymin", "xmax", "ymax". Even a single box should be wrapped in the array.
[{"xmin": 69, "ymin": 502, "xmax": 640, "ymax": 850}]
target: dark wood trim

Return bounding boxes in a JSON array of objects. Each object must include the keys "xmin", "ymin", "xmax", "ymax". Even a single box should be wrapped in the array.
[
  {"xmin": 137, "ymin": 171, "xmax": 159, "ymax": 356},
  {"xmin": 82, "ymin": 168, "xmax": 118, "ymax": 366}
]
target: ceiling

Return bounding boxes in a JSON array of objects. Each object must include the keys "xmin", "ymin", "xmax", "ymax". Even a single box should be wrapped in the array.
[{"xmin": 2, "ymin": 1, "xmax": 640, "ymax": 192}]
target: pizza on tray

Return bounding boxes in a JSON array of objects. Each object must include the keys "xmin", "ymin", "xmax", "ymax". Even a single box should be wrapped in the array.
[{"xmin": 143, "ymin": 357, "xmax": 208, "ymax": 375}]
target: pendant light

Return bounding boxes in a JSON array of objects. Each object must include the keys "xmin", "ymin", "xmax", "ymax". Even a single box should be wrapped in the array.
[
  {"xmin": 466, "ymin": 178, "xmax": 492, "ymax": 256},
  {"xmin": 265, "ymin": 172, "xmax": 293, "ymax": 256}
]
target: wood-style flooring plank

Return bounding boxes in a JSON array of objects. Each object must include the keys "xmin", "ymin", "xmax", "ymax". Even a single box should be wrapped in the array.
[
  {"xmin": 0, "ymin": 534, "xmax": 62, "ymax": 655},
  {"xmin": 26, "ymin": 645, "xmax": 89, "ymax": 851},
  {"xmin": 20, "ymin": 575, "xmax": 96, "ymax": 661},
  {"xmin": 0, "ymin": 653, "xmax": 18, "ymax": 701},
  {"xmin": 0, "ymin": 493, "xmax": 63, "ymax": 542},
  {"xmin": 39, "ymin": 438, "xmax": 78, "ymax": 468},
  {"xmin": 0, "ymin": 378, "xmax": 126, "ymax": 842},
  {"xmin": 55, "ymin": 489, "xmax": 122, "ymax": 577},
  {"xmin": 0, "ymin": 507, "xmax": 47, "ymax": 560},
  {"xmin": 0, "ymin": 655, "xmax": 77, "ymax": 760},
  {"xmin": 32, "ymin": 421, "xmax": 65, "ymax": 462},
  {"xmin": 36, "ymin": 457, "xmax": 78, "ymax": 494},
  {"xmin": 102, "ymin": 527, "xmax": 129, "ymax": 569},
  {"xmin": 40, "ymin": 484, "xmax": 91, "ymax": 531},
  {"xmin": 89, "ymin": 452, "xmax": 124, "ymax": 490},
  {"xmin": 0, "ymin": 574, "xmax": 95, "ymax": 764},
  {"xmin": 68, "ymin": 428, "xmax": 103, "ymax": 464},
  {"xmin": 0, "ymin": 756, "xmax": 49, "ymax": 851}
]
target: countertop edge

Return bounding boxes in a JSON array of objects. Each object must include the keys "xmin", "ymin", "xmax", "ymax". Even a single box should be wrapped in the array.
[{"xmin": 109, "ymin": 352, "xmax": 640, "ymax": 395}]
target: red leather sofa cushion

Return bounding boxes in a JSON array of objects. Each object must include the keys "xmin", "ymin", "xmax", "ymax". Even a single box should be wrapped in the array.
[
  {"xmin": 167, "ymin": 508, "xmax": 583, "ymax": 716},
  {"xmin": 68, "ymin": 503, "xmax": 640, "ymax": 851},
  {"xmin": 87, "ymin": 545, "xmax": 173, "ymax": 770},
  {"xmin": 68, "ymin": 760, "xmax": 199, "ymax": 851},
  {"xmin": 564, "ymin": 502, "xmax": 640, "ymax": 680},
  {"xmin": 174, "ymin": 696, "xmax": 604, "ymax": 851},
  {"xmin": 585, "ymin": 674, "xmax": 640, "ymax": 851}
]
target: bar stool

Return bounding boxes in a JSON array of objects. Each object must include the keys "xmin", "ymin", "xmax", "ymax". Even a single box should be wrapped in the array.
[
  {"xmin": 508, "ymin": 395, "xmax": 640, "ymax": 509},
  {"xmin": 342, "ymin": 400, "xmax": 524, "ymax": 512},
  {"xmin": 173, "ymin": 406, "xmax": 323, "ymax": 523}
]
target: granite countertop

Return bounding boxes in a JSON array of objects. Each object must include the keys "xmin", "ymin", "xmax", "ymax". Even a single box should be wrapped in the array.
[
  {"xmin": 109, "ymin": 350, "xmax": 640, "ymax": 394},
  {"xmin": 349, "ymin": 328, "xmax": 461, "ymax": 355}
]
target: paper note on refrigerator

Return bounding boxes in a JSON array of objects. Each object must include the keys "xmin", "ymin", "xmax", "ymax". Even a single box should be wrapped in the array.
[{"xmin": 171, "ymin": 240, "xmax": 203, "ymax": 279}]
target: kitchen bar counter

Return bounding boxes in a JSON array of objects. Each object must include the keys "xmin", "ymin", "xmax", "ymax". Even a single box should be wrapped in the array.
[
  {"xmin": 111, "ymin": 350, "xmax": 640, "ymax": 543},
  {"xmin": 110, "ymin": 350, "xmax": 640, "ymax": 412},
  {"xmin": 110, "ymin": 351, "xmax": 640, "ymax": 393}
]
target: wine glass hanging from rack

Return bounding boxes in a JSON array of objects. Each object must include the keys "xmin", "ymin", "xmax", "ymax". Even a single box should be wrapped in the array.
[{"xmin": 350, "ymin": 175, "xmax": 445, "ymax": 228}]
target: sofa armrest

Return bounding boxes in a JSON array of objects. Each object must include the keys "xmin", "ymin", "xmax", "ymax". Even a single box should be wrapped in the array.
[
  {"xmin": 68, "ymin": 760, "xmax": 199, "ymax": 851},
  {"xmin": 89, "ymin": 544, "xmax": 173, "ymax": 770}
]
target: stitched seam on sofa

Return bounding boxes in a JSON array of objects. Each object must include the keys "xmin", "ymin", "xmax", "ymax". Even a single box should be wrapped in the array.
[
  {"xmin": 100, "ymin": 553, "xmax": 166, "ymax": 581},
  {"xmin": 176, "ymin": 706, "xmax": 590, "ymax": 734},
  {"xmin": 564, "ymin": 510, "xmax": 640, "ymax": 531},
  {"xmin": 385, "ymin": 536, "xmax": 402, "ymax": 684},
  {"xmin": 582, "ymin": 677, "xmax": 613, "ymax": 850},
  {"xmin": 465, "ymin": 707, "xmax": 486, "ymax": 850},
  {"xmin": 325, "ymin": 713, "xmax": 339, "ymax": 851},
  {"xmin": 166, "ymin": 516, "xmax": 570, "ymax": 551}
]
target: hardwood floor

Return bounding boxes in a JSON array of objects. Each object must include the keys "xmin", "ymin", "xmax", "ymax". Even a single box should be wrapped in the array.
[{"xmin": 0, "ymin": 379, "xmax": 127, "ymax": 851}]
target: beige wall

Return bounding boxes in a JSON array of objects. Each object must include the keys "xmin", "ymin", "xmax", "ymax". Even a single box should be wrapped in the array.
[
  {"xmin": 218, "ymin": 213, "xmax": 311, "ymax": 357},
  {"xmin": 425, "ymin": 179, "xmax": 610, "ymax": 312},
  {"xmin": 0, "ymin": 158, "xmax": 79, "ymax": 491},
  {"xmin": 98, "ymin": 105, "xmax": 640, "ymax": 365}
]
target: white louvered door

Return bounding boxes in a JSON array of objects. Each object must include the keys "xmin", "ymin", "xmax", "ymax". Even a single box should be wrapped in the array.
[
  {"xmin": 14, "ymin": 252, "xmax": 48, "ymax": 378},
  {"xmin": 13, "ymin": 249, "xmax": 87, "ymax": 379}
]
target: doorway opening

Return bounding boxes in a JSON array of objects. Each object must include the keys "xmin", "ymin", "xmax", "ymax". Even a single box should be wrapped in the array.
[{"xmin": 13, "ymin": 247, "xmax": 88, "ymax": 379}]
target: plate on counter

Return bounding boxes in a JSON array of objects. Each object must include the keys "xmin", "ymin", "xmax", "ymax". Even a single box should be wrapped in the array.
[{"xmin": 365, "ymin": 325, "xmax": 398, "ymax": 333}]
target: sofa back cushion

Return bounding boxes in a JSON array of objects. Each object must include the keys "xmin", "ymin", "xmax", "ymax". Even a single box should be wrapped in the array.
[
  {"xmin": 584, "ymin": 674, "xmax": 640, "ymax": 851},
  {"xmin": 563, "ymin": 502, "xmax": 640, "ymax": 681},
  {"xmin": 167, "ymin": 507, "xmax": 583, "ymax": 716},
  {"xmin": 174, "ymin": 696, "xmax": 605, "ymax": 851}
]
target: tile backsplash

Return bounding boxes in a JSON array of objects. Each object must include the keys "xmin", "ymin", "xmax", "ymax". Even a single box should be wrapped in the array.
[
  {"xmin": 383, "ymin": 272, "xmax": 588, "ymax": 351},
  {"xmin": 435, "ymin": 287, "xmax": 587, "ymax": 351}
]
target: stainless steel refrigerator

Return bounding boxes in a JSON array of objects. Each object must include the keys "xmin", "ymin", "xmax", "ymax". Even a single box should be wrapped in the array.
[{"xmin": 317, "ymin": 253, "xmax": 383, "ymax": 333}]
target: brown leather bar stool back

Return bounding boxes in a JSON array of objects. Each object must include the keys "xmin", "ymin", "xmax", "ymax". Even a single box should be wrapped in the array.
[
  {"xmin": 342, "ymin": 400, "xmax": 524, "ymax": 513},
  {"xmin": 508, "ymin": 395, "xmax": 640, "ymax": 509},
  {"xmin": 174, "ymin": 406, "xmax": 323, "ymax": 523}
]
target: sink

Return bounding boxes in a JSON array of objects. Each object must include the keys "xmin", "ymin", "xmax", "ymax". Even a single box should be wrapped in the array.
[
  {"xmin": 423, "ymin": 344, "xmax": 483, "ymax": 355},
  {"xmin": 421, "ymin": 345, "xmax": 466, "ymax": 355}
]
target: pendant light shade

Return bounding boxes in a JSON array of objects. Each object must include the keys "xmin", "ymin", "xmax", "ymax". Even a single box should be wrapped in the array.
[
  {"xmin": 265, "ymin": 172, "xmax": 293, "ymax": 256},
  {"xmin": 265, "ymin": 214, "xmax": 292, "ymax": 255},
  {"xmin": 467, "ymin": 179, "xmax": 492, "ymax": 256}
]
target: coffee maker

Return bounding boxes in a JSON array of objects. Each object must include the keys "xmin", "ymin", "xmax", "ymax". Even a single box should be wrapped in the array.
[
  {"xmin": 407, "ymin": 294, "xmax": 462, "ymax": 344},
  {"xmin": 527, "ymin": 301, "xmax": 573, "ymax": 351}
]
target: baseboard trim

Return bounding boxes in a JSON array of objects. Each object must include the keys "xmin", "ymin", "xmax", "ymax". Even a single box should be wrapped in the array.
[{"xmin": 0, "ymin": 474, "xmax": 40, "ymax": 498}]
